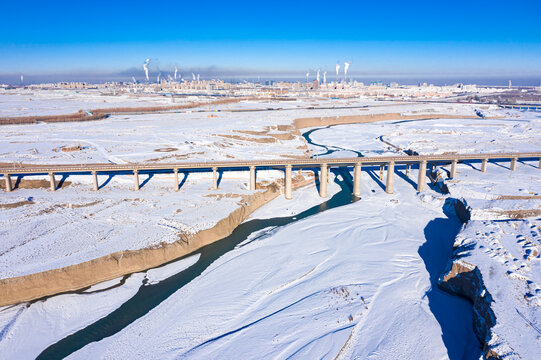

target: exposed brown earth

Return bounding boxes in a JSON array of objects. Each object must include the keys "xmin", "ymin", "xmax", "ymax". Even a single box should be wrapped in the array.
[
  {"xmin": 293, "ymin": 113, "xmax": 503, "ymax": 129},
  {"xmin": 0, "ymin": 97, "xmax": 253, "ymax": 126},
  {"xmin": 0, "ymin": 173, "xmax": 314, "ymax": 306},
  {"xmin": 0, "ymin": 200, "xmax": 34, "ymax": 209},
  {"xmin": 0, "ymin": 179, "xmax": 71, "ymax": 190}
]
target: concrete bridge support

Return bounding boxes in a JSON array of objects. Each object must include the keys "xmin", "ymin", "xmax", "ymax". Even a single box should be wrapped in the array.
[
  {"xmin": 320, "ymin": 164, "xmax": 328, "ymax": 198},
  {"xmin": 417, "ymin": 160, "xmax": 427, "ymax": 192},
  {"xmin": 539, "ymin": 158, "xmax": 541, "ymax": 169},
  {"xmin": 212, "ymin": 167, "xmax": 218, "ymax": 190},
  {"xmin": 92, "ymin": 171, "xmax": 98, "ymax": 191},
  {"xmin": 4, "ymin": 174, "xmax": 12, "ymax": 192},
  {"xmin": 249, "ymin": 166, "xmax": 256, "ymax": 191},
  {"xmin": 353, "ymin": 163, "xmax": 362, "ymax": 197},
  {"xmin": 386, "ymin": 161, "xmax": 395, "ymax": 194},
  {"xmin": 133, "ymin": 170, "xmax": 139, "ymax": 191},
  {"xmin": 173, "ymin": 168, "xmax": 179, "ymax": 192},
  {"xmin": 406, "ymin": 164, "xmax": 411, "ymax": 177},
  {"xmin": 510, "ymin": 157, "xmax": 517, "ymax": 171},
  {"xmin": 481, "ymin": 158, "xmax": 488, "ymax": 173},
  {"xmin": 285, "ymin": 165, "xmax": 292, "ymax": 200},
  {"xmin": 327, "ymin": 167, "xmax": 331, "ymax": 183},
  {"xmin": 450, "ymin": 160, "xmax": 458, "ymax": 179},
  {"xmin": 49, "ymin": 173, "xmax": 56, "ymax": 191},
  {"xmin": 379, "ymin": 165, "xmax": 384, "ymax": 181}
]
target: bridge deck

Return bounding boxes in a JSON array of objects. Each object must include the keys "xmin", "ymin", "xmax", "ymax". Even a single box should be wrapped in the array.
[{"xmin": 0, "ymin": 152, "xmax": 540, "ymax": 175}]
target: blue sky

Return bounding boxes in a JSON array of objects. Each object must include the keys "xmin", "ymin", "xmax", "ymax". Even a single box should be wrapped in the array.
[{"xmin": 1, "ymin": 0, "xmax": 541, "ymax": 78}]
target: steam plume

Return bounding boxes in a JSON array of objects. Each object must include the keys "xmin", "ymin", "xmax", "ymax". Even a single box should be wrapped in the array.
[
  {"xmin": 174, "ymin": 66, "xmax": 178, "ymax": 80},
  {"xmin": 344, "ymin": 61, "xmax": 351, "ymax": 78},
  {"xmin": 316, "ymin": 69, "xmax": 320, "ymax": 83},
  {"xmin": 323, "ymin": 71, "xmax": 327, "ymax": 84},
  {"xmin": 335, "ymin": 63, "xmax": 340, "ymax": 76},
  {"xmin": 143, "ymin": 59, "xmax": 150, "ymax": 82}
]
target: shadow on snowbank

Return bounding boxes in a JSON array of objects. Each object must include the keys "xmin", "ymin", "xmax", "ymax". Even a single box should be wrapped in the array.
[{"xmin": 418, "ymin": 207, "xmax": 482, "ymax": 359}]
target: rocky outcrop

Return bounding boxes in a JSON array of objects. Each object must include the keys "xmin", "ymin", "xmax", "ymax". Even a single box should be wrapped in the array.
[{"xmin": 439, "ymin": 260, "xmax": 497, "ymax": 352}]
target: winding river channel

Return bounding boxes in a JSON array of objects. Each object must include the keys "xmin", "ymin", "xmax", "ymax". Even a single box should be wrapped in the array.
[{"xmin": 38, "ymin": 124, "xmax": 478, "ymax": 359}]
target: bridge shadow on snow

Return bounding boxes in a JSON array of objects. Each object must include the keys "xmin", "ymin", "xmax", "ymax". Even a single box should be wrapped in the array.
[{"xmin": 418, "ymin": 204, "xmax": 481, "ymax": 360}]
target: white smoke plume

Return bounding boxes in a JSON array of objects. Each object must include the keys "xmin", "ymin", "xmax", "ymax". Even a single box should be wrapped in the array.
[
  {"xmin": 192, "ymin": 73, "xmax": 196, "ymax": 81},
  {"xmin": 157, "ymin": 72, "xmax": 161, "ymax": 83},
  {"xmin": 335, "ymin": 63, "xmax": 340, "ymax": 76},
  {"xmin": 20, "ymin": 75, "xmax": 24, "ymax": 84},
  {"xmin": 174, "ymin": 66, "xmax": 178, "ymax": 80},
  {"xmin": 316, "ymin": 69, "xmax": 320, "ymax": 83},
  {"xmin": 197, "ymin": 74, "xmax": 200, "ymax": 82},
  {"xmin": 132, "ymin": 76, "xmax": 136, "ymax": 83},
  {"xmin": 168, "ymin": 74, "xmax": 173, "ymax": 82},
  {"xmin": 344, "ymin": 61, "xmax": 351, "ymax": 78},
  {"xmin": 143, "ymin": 58, "xmax": 150, "ymax": 82},
  {"xmin": 305, "ymin": 72, "xmax": 309, "ymax": 82},
  {"xmin": 323, "ymin": 71, "xmax": 327, "ymax": 84}
]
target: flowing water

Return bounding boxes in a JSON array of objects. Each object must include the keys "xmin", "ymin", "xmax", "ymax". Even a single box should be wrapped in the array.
[{"xmin": 37, "ymin": 125, "xmax": 479, "ymax": 359}]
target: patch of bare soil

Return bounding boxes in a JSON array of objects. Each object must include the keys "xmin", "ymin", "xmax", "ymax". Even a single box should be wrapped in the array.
[
  {"xmin": 153, "ymin": 147, "xmax": 178, "ymax": 152},
  {"xmin": 0, "ymin": 200, "xmax": 34, "ymax": 209},
  {"xmin": 0, "ymin": 179, "xmax": 71, "ymax": 190}
]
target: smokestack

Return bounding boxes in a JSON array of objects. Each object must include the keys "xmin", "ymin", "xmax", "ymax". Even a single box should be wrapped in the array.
[
  {"xmin": 143, "ymin": 59, "xmax": 150, "ymax": 82},
  {"xmin": 335, "ymin": 63, "xmax": 340, "ymax": 76},
  {"xmin": 344, "ymin": 61, "xmax": 351, "ymax": 79}
]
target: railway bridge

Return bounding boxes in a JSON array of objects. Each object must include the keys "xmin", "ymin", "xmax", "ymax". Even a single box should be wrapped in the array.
[{"xmin": 1, "ymin": 152, "xmax": 540, "ymax": 199}]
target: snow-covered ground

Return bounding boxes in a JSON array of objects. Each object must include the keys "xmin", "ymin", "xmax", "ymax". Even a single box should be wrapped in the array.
[
  {"xmin": 0, "ymin": 174, "xmax": 268, "ymax": 278},
  {"xmin": 0, "ymin": 89, "xmax": 191, "ymax": 117},
  {"xmin": 66, "ymin": 170, "xmax": 478, "ymax": 360},
  {"xmin": 0, "ymin": 96, "xmax": 539, "ymax": 359}
]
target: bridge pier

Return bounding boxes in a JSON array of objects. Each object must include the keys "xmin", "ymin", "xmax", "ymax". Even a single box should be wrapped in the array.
[
  {"xmin": 249, "ymin": 166, "xmax": 256, "ymax": 191},
  {"xmin": 212, "ymin": 167, "xmax": 218, "ymax": 190},
  {"xmin": 417, "ymin": 160, "xmax": 427, "ymax": 192},
  {"xmin": 92, "ymin": 171, "xmax": 98, "ymax": 191},
  {"xmin": 327, "ymin": 167, "xmax": 331, "ymax": 183},
  {"xmin": 4, "ymin": 174, "xmax": 12, "ymax": 192},
  {"xmin": 481, "ymin": 158, "xmax": 488, "ymax": 173},
  {"xmin": 379, "ymin": 165, "xmax": 384, "ymax": 181},
  {"xmin": 386, "ymin": 161, "xmax": 395, "ymax": 194},
  {"xmin": 450, "ymin": 160, "xmax": 458, "ymax": 179},
  {"xmin": 285, "ymin": 165, "xmax": 292, "ymax": 200},
  {"xmin": 510, "ymin": 157, "xmax": 517, "ymax": 171},
  {"xmin": 49, "ymin": 173, "xmax": 56, "ymax": 191},
  {"xmin": 406, "ymin": 164, "xmax": 411, "ymax": 177},
  {"xmin": 353, "ymin": 163, "xmax": 361, "ymax": 197},
  {"xmin": 173, "ymin": 168, "xmax": 179, "ymax": 192},
  {"xmin": 320, "ymin": 164, "xmax": 328, "ymax": 198},
  {"xmin": 539, "ymin": 158, "xmax": 541, "ymax": 169},
  {"xmin": 133, "ymin": 170, "xmax": 139, "ymax": 191}
]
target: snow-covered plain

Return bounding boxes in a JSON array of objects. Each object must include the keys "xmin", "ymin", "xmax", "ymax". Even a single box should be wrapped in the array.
[
  {"xmin": 67, "ymin": 171, "xmax": 479, "ymax": 360},
  {"xmin": 0, "ymin": 89, "xmax": 191, "ymax": 117},
  {"xmin": 0, "ymin": 96, "xmax": 539, "ymax": 359}
]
